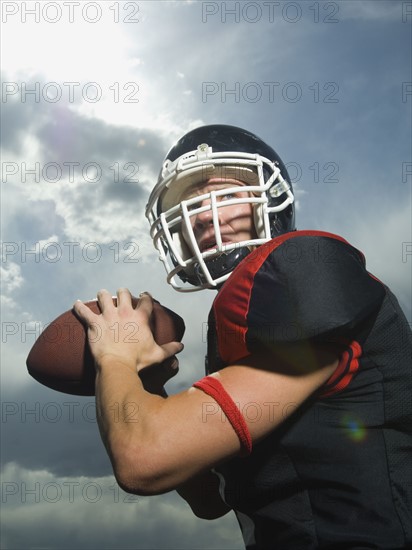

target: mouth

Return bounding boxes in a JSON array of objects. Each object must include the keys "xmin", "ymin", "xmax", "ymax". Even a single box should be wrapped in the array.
[{"xmin": 199, "ymin": 238, "xmax": 235, "ymax": 253}]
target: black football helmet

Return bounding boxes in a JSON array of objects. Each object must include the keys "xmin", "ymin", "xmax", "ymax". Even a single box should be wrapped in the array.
[{"xmin": 146, "ymin": 124, "xmax": 295, "ymax": 291}]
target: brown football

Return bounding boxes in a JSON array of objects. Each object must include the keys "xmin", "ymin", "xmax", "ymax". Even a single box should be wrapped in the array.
[{"xmin": 26, "ymin": 297, "xmax": 185, "ymax": 396}]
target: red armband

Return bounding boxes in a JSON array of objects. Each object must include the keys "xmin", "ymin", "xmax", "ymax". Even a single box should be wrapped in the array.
[{"xmin": 193, "ymin": 376, "xmax": 252, "ymax": 456}]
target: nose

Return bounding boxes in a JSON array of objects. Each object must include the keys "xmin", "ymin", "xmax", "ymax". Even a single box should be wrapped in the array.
[{"xmin": 192, "ymin": 198, "xmax": 216, "ymax": 229}]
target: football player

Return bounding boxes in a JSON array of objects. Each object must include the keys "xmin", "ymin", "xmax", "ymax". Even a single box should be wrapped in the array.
[{"xmin": 74, "ymin": 125, "xmax": 412, "ymax": 549}]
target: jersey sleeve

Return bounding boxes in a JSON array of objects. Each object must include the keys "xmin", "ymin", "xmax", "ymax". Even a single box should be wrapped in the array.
[{"xmin": 211, "ymin": 231, "xmax": 386, "ymax": 366}]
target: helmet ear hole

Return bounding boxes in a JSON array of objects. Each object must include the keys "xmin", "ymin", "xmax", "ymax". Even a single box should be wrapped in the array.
[{"xmin": 270, "ymin": 216, "xmax": 284, "ymax": 237}]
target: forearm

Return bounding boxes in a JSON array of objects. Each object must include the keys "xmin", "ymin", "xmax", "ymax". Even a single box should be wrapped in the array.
[
  {"xmin": 93, "ymin": 356, "xmax": 235, "ymax": 496},
  {"xmin": 95, "ymin": 358, "xmax": 165, "ymax": 486}
]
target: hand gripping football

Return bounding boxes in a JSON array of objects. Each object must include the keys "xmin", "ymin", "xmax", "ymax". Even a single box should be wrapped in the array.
[{"xmin": 26, "ymin": 296, "xmax": 185, "ymax": 396}]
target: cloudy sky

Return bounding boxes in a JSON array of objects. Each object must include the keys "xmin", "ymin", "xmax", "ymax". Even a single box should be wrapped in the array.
[{"xmin": 1, "ymin": 1, "xmax": 411, "ymax": 548}]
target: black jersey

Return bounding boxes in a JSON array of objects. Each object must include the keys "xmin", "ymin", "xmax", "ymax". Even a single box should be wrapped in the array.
[{"xmin": 206, "ymin": 231, "xmax": 412, "ymax": 549}]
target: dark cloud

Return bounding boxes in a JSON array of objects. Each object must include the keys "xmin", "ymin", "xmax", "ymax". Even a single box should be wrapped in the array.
[
  {"xmin": 2, "ymin": 474, "xmax": 244, "ymax": 549},
  {"xmin": 1, "ymin": 198, "xmax": 66, "ymax": 245},
  {"xmin": 36, "ymin": 103, "xmax": 165, "ymax": 170},
  {"xmin": 1, "ymin": 382, "xmax": 111, "ymax": 477},
  {"xmin": 2, "ymin": 85, "xmax": 168, "ymax": 227},
  {"xmin": 1, "ymin": 93, "xmax": 40, "ymax": 156}
]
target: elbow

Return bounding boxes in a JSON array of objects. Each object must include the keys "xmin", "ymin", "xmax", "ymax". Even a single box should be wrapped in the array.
[
  {"xmin": 111, "ymin": 442, "xmax": 172, "ymax": 496},
  {"xmin": 113, "ymin": 468, "xmax": 151, "ymax": 497},
  {"xmin": 114, "ymin": 463, "xmax": 165, "ymax": 497},
  {"xmin": 114, "ymin": 471, "xmax": 156, "ymax": 497}
]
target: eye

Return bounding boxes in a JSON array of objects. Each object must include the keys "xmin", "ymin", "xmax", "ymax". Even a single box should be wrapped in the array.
[
  {"xmin": 184, "ymin": 199, "xmax": 200, "ymax": 212},
  {"xmin": 220, "ymin": 192, "xmax": 236, "ymax": 201}
]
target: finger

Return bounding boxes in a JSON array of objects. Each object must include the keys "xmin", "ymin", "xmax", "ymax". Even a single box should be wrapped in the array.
[
  {"xmin": 96, "ymin": 288, "xmax": 114, "ymax": 312},
  {"xmin": 160, "ymin": 341, "xmax": 184, "ymax": 359},
  {"xmin": 137, "ymin": 291, "xmax": 154, "ymax": 317},
  {"xmin": 73, "ymin": 300, "xmax": 98, "ymax": 325},
  {"xmin": 117, "ymin": 287, "xmax": 133, "ymax": 311}
]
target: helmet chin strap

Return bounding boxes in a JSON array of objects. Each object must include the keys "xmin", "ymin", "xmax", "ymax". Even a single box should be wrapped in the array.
[{"xmin": 193, "ymin": 246, "xmax": 252, "ymax": 289}]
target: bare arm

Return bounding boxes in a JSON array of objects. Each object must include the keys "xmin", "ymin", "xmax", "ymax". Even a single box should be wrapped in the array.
[
  {"xmin": 74, "ymin": 289, "xmax": 338, "ymax": 497},
  {"xmin": 129, "ymin": 333, "xmax": 229, "ymax": 518}
]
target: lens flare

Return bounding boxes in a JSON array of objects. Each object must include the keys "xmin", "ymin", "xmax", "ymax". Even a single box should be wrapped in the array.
[{"xmin": 341, "ymin": 414, "xmax": 367, "ymax": 442}]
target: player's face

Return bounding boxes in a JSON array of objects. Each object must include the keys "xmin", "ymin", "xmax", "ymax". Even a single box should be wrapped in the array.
[{"xmin": 181, "ymin": 179, "xmax": 256, "ymax": 253}]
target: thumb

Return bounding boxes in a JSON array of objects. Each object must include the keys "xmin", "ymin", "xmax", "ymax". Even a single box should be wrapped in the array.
[{"xmin": 160, "ymin": 341, "xmax": 184, "ymax": 359}]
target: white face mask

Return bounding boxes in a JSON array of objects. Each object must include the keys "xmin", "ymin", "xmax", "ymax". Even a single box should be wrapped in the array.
[{"xmin": 146, "ymin": 144, "xmax": 294, "ymax": 292}]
